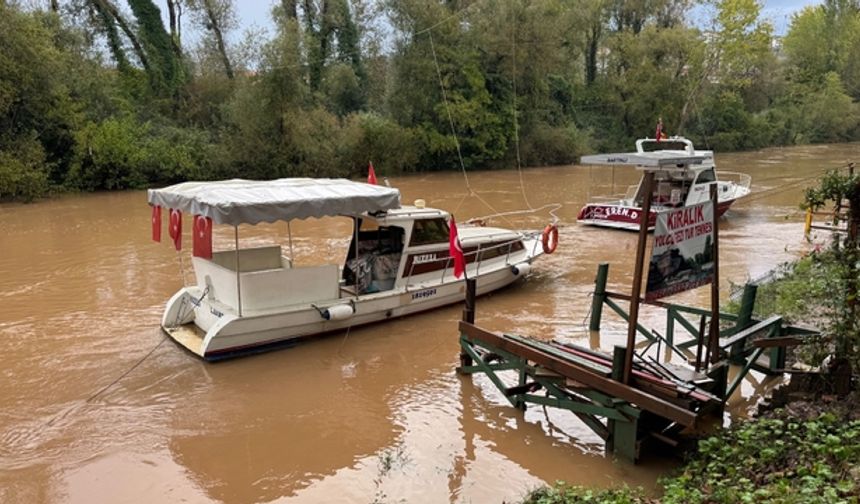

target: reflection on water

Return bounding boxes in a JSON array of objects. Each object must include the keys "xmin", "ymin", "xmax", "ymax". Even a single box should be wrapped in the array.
[{"xmin": 0, "ymin": 142, "xmax": 855, "ymax": 503}]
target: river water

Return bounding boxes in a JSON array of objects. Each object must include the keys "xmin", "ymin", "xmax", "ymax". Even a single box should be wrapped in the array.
[{"xmin": 0, "ymin": 143, "xmax": 856, "ymax": 503}]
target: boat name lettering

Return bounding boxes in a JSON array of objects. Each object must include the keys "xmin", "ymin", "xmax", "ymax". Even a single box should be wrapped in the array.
[
  {"xmin": 210, "ymin": 307, "xmax": 223, "ymax": 318},
  {"xmin": 596, "ymin": 206, "xmax": 637, "ymax": 219},
  {"xmin": 412, "ymin": 253, "xmax": 438, "ymax": 265},
  {"xmin": 411, "ymin": 288, "xmax": 437, "ymax": 300},
  {"xmin": 606, "ymin": 156, "xmax": 628, "ymax": 163}
]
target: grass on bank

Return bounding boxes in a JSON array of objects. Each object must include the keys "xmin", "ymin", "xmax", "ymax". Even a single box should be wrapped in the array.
[{"xmin": 522, "ymin": 406, "xmax": 860, "ymax": 504}]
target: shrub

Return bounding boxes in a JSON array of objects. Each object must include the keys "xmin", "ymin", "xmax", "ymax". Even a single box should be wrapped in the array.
[{"xmin": 0, "ymin": 139, "xmax": 49, "ymax": 201}]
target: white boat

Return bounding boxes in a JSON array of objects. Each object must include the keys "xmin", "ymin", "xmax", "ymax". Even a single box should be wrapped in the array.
[
  {"xmin": 148, "ymin": 178, "xmax": 552, "ymax": 360},
  {"xmin": 577, "ymin": 137, "xmax": 751, "ymax": 231}
]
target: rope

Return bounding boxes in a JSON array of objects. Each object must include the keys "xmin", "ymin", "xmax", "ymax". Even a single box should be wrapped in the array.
[
  {"xmin": 428, "ymin": 30, "xmax": 515, "ymax": 227},
  {"xmin": 424, "ymin": 10, "xmax": 560, "ymax": 229},
  {"xmin": 86, "ymin": 335, "xmax": 168, "ymax": 403},
  {"xmin": 415, "ymin": 2, "xmax": 479, "ymax": 36},
  {"xmin": 511, "ymin": 20, "xmax": 533, "ymax": 212}
]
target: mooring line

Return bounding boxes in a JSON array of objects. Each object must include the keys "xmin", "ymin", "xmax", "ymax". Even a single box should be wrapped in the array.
[{"xmin": 85, "ymin": 335, "xmax": 168, "ymax": 403}]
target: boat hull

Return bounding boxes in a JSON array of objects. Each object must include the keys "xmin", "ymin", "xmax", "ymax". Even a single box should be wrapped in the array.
[
  {"xmin": 162, "ymin": 256, "xmax": 538, "ymax": 361},
  {"xmin": 577, "ymin": 200, "xmax": 736, "ymax": 232}
]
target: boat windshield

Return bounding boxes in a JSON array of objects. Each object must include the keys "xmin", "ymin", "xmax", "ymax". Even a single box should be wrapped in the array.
[
  {"xmin": 695, "ymin": 168, "xmax": 716, "ymax": 184},
  {"xmin": 409, "ymin": 218, "xmax": 450, "ymax": 247}
]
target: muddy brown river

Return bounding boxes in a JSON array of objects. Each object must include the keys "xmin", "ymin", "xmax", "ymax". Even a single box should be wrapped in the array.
[{"xmin": 1, "ymin": 143, "xmax": 857, "ymax": 503}]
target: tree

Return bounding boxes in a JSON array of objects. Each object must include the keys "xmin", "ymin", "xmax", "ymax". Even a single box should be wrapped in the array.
[
  {"xmin": 784, "ymin": 0, "xmax": 860, "ymax": 98},
  {"xmin": 802, "ymin": 167, "xmax": 860, "ymax": 380},
  {"xmin": 186, "ymin": 0, "xmax": 236, "ymax": 79}
]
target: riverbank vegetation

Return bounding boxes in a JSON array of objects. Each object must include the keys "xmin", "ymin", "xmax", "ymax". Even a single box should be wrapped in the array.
[
  {"xmin": 521, "ymin": 403, "xmax": 860, "ymax": 503},
  {"xmin": 3, "ymin": 0, "xmax": 860, "ymax": 201}
]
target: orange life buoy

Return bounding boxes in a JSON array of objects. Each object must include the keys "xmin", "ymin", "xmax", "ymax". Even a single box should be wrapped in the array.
[{"xmin": 541, "ymin": 224, "xmax": 559, "ymax": 254}]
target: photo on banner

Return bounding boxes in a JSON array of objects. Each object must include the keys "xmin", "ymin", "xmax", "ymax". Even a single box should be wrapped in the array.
[{"xmin": 646, "ymin": 200, "xmax": 715, "ymax": 301}]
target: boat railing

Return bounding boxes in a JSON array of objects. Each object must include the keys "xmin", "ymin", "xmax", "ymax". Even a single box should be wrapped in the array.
[
  {"xmin": 717, "ymin": 171, "xmax": 752, "ymax": 197},
  {"xmin": 402, "ymin": 236, "xmax": 527, "ymax": 290}
]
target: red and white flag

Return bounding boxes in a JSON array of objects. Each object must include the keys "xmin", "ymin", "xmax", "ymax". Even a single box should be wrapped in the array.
[
  {"xmin": 655, "ymin": 119, "xmax": 664, "ymax": 143},
  {"xmin": 168, "ymin": 209, "xmax": 182, "ymax": 251},
  {"xmin": 193, "ymin": 215, "xmax": 213, "ymax": 259},
  {"xmin": 151, "ymin": 205, "xmax": 162, "ymax": 243},
  {"xmin": 367, "ymin": 161, "xmax": 378, "ymax": 185},
  {"xmin": 448, "ymin": 216, "xmax": 466, "ymax": 279}
]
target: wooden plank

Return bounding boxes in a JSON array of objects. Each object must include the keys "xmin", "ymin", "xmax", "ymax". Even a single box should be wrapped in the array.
[
  {"xmin": 719, "ymin": 315, "xmax": 782, "ymax": 349},
  {"xmin": 460, "ymin": 322, "xmax": 700, "ymax": 427},
  {"xmin": 752, "ymin": 336, "xmax": 803, "ymax": 348},
  {"xmin": 506, "ymin": 334, "xmax": 612, "ymax": 376},
  {"xmin": 604, "ymin": 291, "xmax": 739, "ymax": 321}
]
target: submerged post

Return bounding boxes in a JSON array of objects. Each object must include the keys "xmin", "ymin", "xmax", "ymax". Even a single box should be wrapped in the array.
[
  {"xmin": 589, "ymin": 263, "xmax": 609, "ymax": 331},
  {"xmin": 623, "ymin": 171, "xmax": 655, "ymax": 384},
  {"xmin": 460, "ymin": 278, "xmax": 477, "ymax": 368}
]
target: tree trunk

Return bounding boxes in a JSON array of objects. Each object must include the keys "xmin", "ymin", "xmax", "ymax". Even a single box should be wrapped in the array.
[
  {"xmin": 585, "ymin": 23, "xmax": 600, "ymax": 85},
  {"xmin": 92, "ymin": 0, "xmax": 150, "ymax": 72},
  {"xmin": 203, "ymin": 0, "xmax": 233, "ymax": 79},
  {"xmin": 50, "ymin": 0, "xmax": 59, "ymax": 12},
  {"xmin": 166, "ymin": 0, "xmax": 183, "ymax": 59},
  {"xmin": 281, "ymin": 0, "xmax": 297, "ymax": 18}
]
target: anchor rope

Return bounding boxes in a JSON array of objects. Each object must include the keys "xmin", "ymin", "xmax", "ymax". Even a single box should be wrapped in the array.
[
  {"xmin": 424, "ymin": 9, "xmax": 560, "ymax": 228},
  {"xmin": 86, "ymin": 335, "xmax": 168, "ymax": 403}
]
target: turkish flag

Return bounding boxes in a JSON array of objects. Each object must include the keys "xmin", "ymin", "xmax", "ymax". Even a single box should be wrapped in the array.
[
  {"xmin": 151, "ymin": 205, "xmax": 161, "ymax": 242},
  {"xmin": 193, "ymin": 215, "xmax": 213, "ymax": 259},
  {"xmin": 367, "ymin": 161, "xmax": 377, "ymax": 185},
  {"xmin": 168, "ymin": 209, "xmax": 182, "ymax": 251},
  {"xmin": 448, "ymin": 216, "xmax": 466, "ymax": 279},
  {"xmin": 655, "ymin": 120, "xmax": 663, "ymax": 143}
]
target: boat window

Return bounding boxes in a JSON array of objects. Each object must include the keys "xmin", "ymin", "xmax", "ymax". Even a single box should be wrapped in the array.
[
  {"xmin": 409, "ymin": 218, "xmax": 450, "ymax": 246},
  {"xmin": 695, "ymin": 169, "xmax": 716, "ymax": 184}
]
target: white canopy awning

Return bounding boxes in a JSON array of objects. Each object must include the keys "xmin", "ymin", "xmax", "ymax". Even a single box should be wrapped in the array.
[
  {"xmin": 580, "ymin": 151, "xmax": 706, "ymax": 169},
  {"xmin": 147, "ymin": 178, "xmax": 402, "ymax": 226}
]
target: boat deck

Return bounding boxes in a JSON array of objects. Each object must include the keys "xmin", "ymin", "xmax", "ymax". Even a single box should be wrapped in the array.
[{"xmin": 165, "ymin": 323, "xmax": 206, "ymax": 357}]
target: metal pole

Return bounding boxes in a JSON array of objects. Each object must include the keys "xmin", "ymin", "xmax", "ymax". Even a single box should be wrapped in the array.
[
  {"xmin": 623, "ymin": 171, "xmax": 655, "ymax": 384},
  {"xmin": 234, "ymin": 225, "xmax": 242, "ymax": 317},
  {"xmin": 708, "ymin": 184, "xmax": 720, "ymax": 364},
  {"xmin": 287, "ymin": 221, "xmax": 294, "ymax": 267}
]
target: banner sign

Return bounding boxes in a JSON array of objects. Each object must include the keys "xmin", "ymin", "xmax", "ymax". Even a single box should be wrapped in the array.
[{"xmin": 646, "ymin": 201, "xmax": 714, "ymax": 301}]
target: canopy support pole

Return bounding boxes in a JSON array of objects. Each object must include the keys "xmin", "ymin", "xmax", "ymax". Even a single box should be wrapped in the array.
[
  {"xmin": 234, "ymin": 225, "xmax": 242, "ymax": 317},
  {"xmin": 353, "ymin": 217, "xmax": 360, "ymax": 296},
  {"xmin": 287, "ymin": 221, "xmax": 294, "ymax": 267}
]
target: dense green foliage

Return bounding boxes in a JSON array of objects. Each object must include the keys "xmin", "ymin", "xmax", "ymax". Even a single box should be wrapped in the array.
[
  {"xmin": 662, "ymin": 412, "xmax": 860, "ymax": 503},
  {"xmin": 2, "ymin": 0, "xmax": 860, "ymax": 201},
  {"xmin": 522, "ymin": 410, "xmax": 860, "ymax": 503}
]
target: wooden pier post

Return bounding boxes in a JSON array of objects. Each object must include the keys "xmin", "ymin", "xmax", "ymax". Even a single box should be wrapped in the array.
[
  {"xmin": 589, "ymin": 263, "xmax": 609, "ymax": 331},
  {"xmin": 459, "ymin": 278, "xmax": 477, "ymax": 368},
  {"xmin": 623, "ymin": 171, "xmax": 655, "ymax": 384},
  {"xmin": 730, "ymin": 284, "xmax": 758, "ymax": 363},
  {"xmin": 707, "ymin": 183, "xmax": 720, "ymax": 365}
]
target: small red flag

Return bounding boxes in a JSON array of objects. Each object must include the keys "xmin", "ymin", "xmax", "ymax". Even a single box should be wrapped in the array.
[
  {"xmin": 151, "ymin": 205, "xmax": 162, "ymax": 242},
  {"xmin": 655, "ymin": 119, "xmax": 664, "ymax": 143},
  {"xmin": 367, "ymin": 162, "xmax": 377, "ymax": 185},
  {"xmin": 168, "ymin": 209, "xmax": 182, "ymax": 251},
  {"xmin": 448, "ymin": 216, "xmax": 466, "ymax": 279},
  {"xmin": 193, "ymin": 215, "xmax": 213, "ymax": 259}
]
